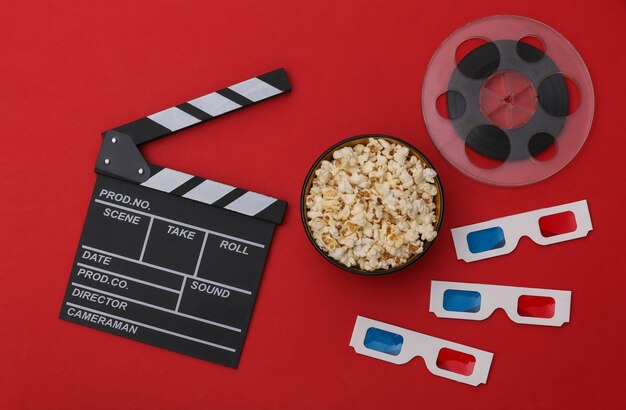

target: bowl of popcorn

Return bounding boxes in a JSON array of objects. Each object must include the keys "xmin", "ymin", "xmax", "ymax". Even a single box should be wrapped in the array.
[{"xmin": 301, "ymin": 135, "xmax": 444, "ymax": 275}]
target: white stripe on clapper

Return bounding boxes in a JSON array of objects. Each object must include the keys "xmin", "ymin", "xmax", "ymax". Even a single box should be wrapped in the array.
[
  {"xmin": 224, "ymin": 191, "xmax": 277, "ymax": 216},
  {"xmin": 182, "ymin": 179, "xmax": 236, "ymax": 205},
  {"xmin": 147, "ymin": 107, "xmax": 201, "ymax": 131},
  {"xmin": 188, "ymin": 92, "xmax": 242, "ymax": 117},
  {"xmin": 141, "ymin": 168, "xmax": 194, "ymax": 193},
  {"xmin": 229, "ymin": 78, "xmax": 281, "ymax": 102}
]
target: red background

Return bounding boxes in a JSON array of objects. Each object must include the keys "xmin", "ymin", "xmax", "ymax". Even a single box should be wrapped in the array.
[{"xmin": 2, "ymin": 1, "xmax": 625, "ymax": 408}]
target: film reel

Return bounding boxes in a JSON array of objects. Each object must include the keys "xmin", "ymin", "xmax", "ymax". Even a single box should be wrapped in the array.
[{"xmin": 422, "ymin": 16, "xmax": 594, "ymax": 186}]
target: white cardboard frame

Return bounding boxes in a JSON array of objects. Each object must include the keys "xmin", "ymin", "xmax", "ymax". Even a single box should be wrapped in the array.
[
  {"xmin": 349, "ymin": 316, "xmax": 493, "ymax": 386},
  {"xmin": 430, "ymin": 281, "xmax": 572, "ymax": 327},
  {"xmin": 451, "ymin": 200, "xmax": 592, "ymax": 262}
]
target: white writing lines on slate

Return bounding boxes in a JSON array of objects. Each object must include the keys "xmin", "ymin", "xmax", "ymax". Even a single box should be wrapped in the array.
[
  {"xmin": 76, "ymin": 262, "xmax": 179, "ymax": 293},
  {"xmin": 71, "ymin": 282, "xmax": 241, "ymax": 332},
  {"xmin": 81, "ymin": 245, "xmax": 253, "ymax": 295},
  {"xmin": 175, "ymin": 277, "xmax": 187, "ymax": 313},
  {"xmin": 94, "ymin": 199, "xmax": 265, "ymax": 249},
  {"xmin": 194, "ymin": 233, "xmax": 209, "ymax": 277},
  {"xmin": 139, "ymin": 217, "xmax": 154, "ymax": 262},
  {"xmin": 65, "ymin": 302, "xmax": 236, "ymax": 352}
]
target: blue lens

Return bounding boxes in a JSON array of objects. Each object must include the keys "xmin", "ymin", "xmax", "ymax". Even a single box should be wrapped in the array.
[
  {"xmin": 443, "ymin": 289, "xmax": 482, "ymax": 313},
  {"xmin": 466, "ymin": 227, "xmax": 506, "ymax": 253},
  {"xmin": 364, "ymin": 327, "xmax": 404, "ymax": 356}
]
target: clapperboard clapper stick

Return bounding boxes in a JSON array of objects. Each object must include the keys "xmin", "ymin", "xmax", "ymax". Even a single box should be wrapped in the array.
[{"xmin": 60, "ymin": 69, "xmax": 291, "ymax": 368}]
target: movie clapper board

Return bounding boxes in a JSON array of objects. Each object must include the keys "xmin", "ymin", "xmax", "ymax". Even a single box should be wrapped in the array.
[{"xmin": 60, "ymin": 69, "xmax": 291, "ymax": 368}]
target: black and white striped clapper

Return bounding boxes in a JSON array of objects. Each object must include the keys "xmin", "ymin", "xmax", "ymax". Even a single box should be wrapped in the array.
[{"xmin": 60, "ymin": 69, "xmax": 291, "ymax": 368}]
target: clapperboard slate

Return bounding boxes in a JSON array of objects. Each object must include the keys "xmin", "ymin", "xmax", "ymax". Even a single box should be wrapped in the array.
[{"xmin": 60, "ymin": 69, "xmax": 291, "ymax": 368}]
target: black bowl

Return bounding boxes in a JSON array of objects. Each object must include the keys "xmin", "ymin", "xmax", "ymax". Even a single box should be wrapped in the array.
[{"xmin": 300, "ymin": 134, "xmax": 444, "ymax": 275}]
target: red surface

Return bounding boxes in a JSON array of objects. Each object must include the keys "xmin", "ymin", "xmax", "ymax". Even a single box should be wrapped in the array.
[{"xmin": 1, "ymin": 1, "xmax": 625, "ymax": 408}]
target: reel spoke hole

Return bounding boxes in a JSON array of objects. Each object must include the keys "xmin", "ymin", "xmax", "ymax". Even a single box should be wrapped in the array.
[
  {"xmin": 464, "ymin": 125, "xmax": 509, "ymax": 169},
  {"xmin": 563, "ymin": 76, "xmax": 581, "ymax": 115},
  {"xmin": 529, "ymin": 133, "xmax": 557, "ymax": 162},
  {"xmin": 517, "ymin": 36, "xmax": 546, "ymax": 62},
  {"xmin": 436, "ymin": 90, "xmax": 466, "ymax": 119},
  {"xmin": 455, "ymin": 39, "xmax": 500, "ymax": 79}
]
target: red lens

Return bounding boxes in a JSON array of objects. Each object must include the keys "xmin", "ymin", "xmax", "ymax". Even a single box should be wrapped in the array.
[
  {"xmin": 538, "ymin": 211, "xmax": 577, "ymax": 237},
  {"xmin": 517, "ymin": 295, "xmax": 556, "ymax": 318},
  {"xmin": 436, "ymin": 348, "xmax": 476, "ymax": 376}
]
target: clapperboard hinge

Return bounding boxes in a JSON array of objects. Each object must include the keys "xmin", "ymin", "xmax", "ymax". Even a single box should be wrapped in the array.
[{"xmin": 95, "ymin": 68, "xmax": 291, "ymax": 224}]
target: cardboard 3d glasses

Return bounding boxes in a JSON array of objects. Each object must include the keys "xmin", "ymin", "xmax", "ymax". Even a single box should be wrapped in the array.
[
  {"xmin": 430, "ymin": 281, "xmax": 571, "ymax": 327},
  {"xmin": 451, "ymin": 200, "xmax": 592, "ymax": 262},
  {"xmin": 349, "ymin": 316, "xmax": 493, "ymax": 386}
]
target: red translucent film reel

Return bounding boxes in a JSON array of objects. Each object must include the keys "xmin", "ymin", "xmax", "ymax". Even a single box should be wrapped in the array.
[{"xmin": 422, "ymin": 15, "xmax": 594, "ymax": 186}]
